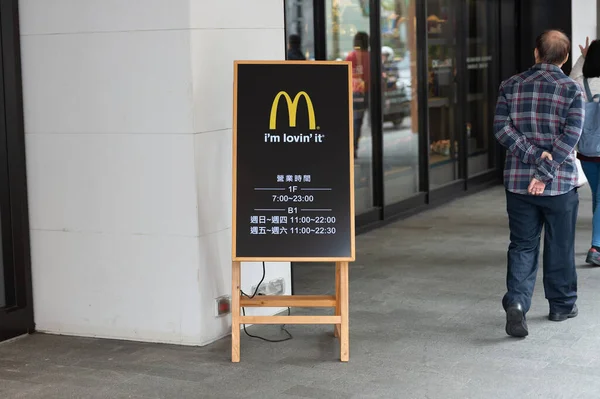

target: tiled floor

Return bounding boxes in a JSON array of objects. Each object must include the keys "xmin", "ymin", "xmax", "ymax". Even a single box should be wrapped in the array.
[{"xmin": 3, "ymin": 186, "xmax": 600, "ymax": 398}]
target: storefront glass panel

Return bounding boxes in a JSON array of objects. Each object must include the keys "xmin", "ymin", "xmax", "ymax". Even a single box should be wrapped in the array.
[
  {"xmin": 427, "ymin": 0, "xmax": 459, "ymax": 188},
  {"xmin": 0, "ymin": 0, "xmax": 34, "ymax": 341},
  {"xmin": 326, "ymin": 0, "xmax": 375, "ymax": 215},
  {"xmin": 466, "ymin": 0, "xmax": 495, "ymax": 176},
  {"xmin": 285, "ymin": 0, "xmax": 315, "ymax": 60},
  {"xmin": 0, "ymin": 243, "xmax": 4, "ymax": 308},
  {"xmin": 0, "ymin": 136, "xmax": 9, "ymax": 311},
  {"xmin": 381, "ymin": 0, "xmax": 420, "ymax": 203},
  {"xmin": 284, "ymin": 0, "xmax": 503, "ymax": 227}
]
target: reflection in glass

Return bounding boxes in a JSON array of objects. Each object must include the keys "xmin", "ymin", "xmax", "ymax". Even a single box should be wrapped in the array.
[
  {"xmin": 381, "ymin": 0, "xmax": 420, "ymax": 203},
  {"xmin": 285, "ymin": 0, "xmax": 315, "ymax": 60},
  {"xmin": 0, "ymin": 212, "xmax": 4, "ymax": 308},
  {"xmin": 0, "ymin": 269, "xmax": 4, "ymax": 309},
  {"xmin": 427, "ymin": 0, "xmax": 458, "ymax": 188},
  {"xmin": 326, "ymin": 0, "xmax": 374, "ymax": 215},
  {"xmin": 466, "ymin": 0, "xmax": 495, "ymax": 176}
]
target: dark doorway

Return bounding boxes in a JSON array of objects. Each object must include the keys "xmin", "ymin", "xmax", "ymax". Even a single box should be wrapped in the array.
[
  {"xmin": 517, "ymin": 0, "xmax": 573, "ymax": 74},
  {"xmin": 0, "ymin": 0, "xmax": 34, "ymax": 342}
]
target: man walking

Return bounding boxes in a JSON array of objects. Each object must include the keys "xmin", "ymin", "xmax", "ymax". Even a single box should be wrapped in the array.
[{"xmin": 494, "ymin": 30, "xmax": 585, "ymax": 338}]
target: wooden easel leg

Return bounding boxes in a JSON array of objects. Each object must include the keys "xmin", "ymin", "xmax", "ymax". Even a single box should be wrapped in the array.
[
  {"xmin": 231, "ymin": 261, "xmax": 241, "ymax": 363},
  {"xmin": 339, "ymin": 261, "xmax": 349, "ymax": 362},
  {"xmin": 334, "ymin": 262, "xmax": 341, "ymax": 338}
]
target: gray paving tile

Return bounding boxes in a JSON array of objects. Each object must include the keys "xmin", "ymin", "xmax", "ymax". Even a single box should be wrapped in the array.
[
  {"xmin": 2, "ymin": 382, "xmax": 111, "ymax": 399},
  {"xmin": 283, "ymin": 385, "xmax": 349, "ymax": 399},
  {"xmin": 110, "ymin": 375, "xmax": 215, "ymax": 399},
  {"xmin": 0, "ymin": 379, "xmax": 45, "ymax": 398}
]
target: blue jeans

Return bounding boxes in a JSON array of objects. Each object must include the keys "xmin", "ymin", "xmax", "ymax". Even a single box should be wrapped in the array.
[
  {"xmin": 580, "ymin": 161, "xmax": 600, "ymax": 247},
  {"xmin": 503, "ymin": 189, "xmax": 579, "ymax": 315}
]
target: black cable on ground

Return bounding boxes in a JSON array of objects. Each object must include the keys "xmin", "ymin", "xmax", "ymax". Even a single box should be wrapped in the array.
[{"xmin": 240, "ymin": 261, "xmax": 293, "ymax": 343}]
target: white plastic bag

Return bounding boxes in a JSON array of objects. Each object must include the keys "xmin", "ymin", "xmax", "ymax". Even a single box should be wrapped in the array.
[{"xmin": 575, "ymin": 153, "xmax": 588, "ymax": 187}]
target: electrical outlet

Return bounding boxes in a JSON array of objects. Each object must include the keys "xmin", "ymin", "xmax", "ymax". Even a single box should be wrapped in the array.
[
  {"xmin": 251, "ymin": 278, "xmax": 285, "ymax": 296},
  {"xmin": 250, "ymin": 284, "xmax": 267, "ymax": 296},
  {"xmin": 215, "ymin": 295, "xmax": 231, "ymax": 317},
  {"xmin": 268, "ymin": 278, "xmax": 285, "ymax": 295}
]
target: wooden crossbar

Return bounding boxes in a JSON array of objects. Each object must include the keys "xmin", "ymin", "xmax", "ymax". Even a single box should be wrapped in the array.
[
  {"xmin": 240, "ymin": 315, "xmax": 341, "ymax": 325},
  {"xmin": 240, "ymin": 295, "xmax": 336, "ymax": 308}
]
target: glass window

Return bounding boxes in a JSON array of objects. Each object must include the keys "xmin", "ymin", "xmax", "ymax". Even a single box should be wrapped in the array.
[
  {"xmin": 466, "ymin": 0, "xmax": 495, "ymax": 176},
  {"xmin": 0, "ymin": 214, "xmax": 4, "ymax": 308},
  {"xmin": 326, "ymin": 0, "xmax": 374, "ymax": 215},
  {"xmin": 285, "ymin": 0, "xmax": 315, "ymax": 60},
  {"xmin": 427, "ymin": 0, "xmax": 459, "ymax": 188},
  {"xmin": 381, "ymin": 0, "xmax": 420, "ymax": 203},
  {"xmin": 0, "ymin": 268, "xmax": 4, "ymax": 309},
  {"xmin": 0, "ymin": 168, "xmax": 10, "ymax": 310}
]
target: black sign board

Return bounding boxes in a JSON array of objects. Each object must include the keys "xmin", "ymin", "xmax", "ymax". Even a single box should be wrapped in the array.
[{"xmin": 232, "ymin": 61, "xmax": 355, "ymax": 261}]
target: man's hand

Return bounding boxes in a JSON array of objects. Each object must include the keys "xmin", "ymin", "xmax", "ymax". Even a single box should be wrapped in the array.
[
  {"xmin": 541, "ymin": 151, "xmax": 553, "ymax": 161},
  {"xmin": 528, "ymin": 178, "xmax": 546, "ymax": 196},
  {"xmin": 529, "ymin": 152, "xmax": 552, "ymax": 195}
]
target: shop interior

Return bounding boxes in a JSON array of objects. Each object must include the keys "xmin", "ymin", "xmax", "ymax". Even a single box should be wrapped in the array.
[{"xmin": 285, "ymin": 0, "xmax": 501, "ymax": 227}]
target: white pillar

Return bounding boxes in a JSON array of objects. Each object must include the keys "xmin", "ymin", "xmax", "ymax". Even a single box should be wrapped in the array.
[
  {"xmin": 572, "ymin": 0, "xmax": 597, "ymax": 61},
  {"xmin": 19, "ymin": 0, "xmax": 289, "ymax": 346}
]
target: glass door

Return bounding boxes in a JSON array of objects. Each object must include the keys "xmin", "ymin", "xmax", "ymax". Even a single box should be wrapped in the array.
[
  {"xmin": 380, "ymin": 0, "xmax": 421, "ymax": 204},
  {"xmin": 285, "ymin": 0, "xmax": 315, "ymax": 60},
  {"xmin": 466, "ymin": 0, "xmax": 497, "ymax": 176},
  {"xmin": 0, "ymin": 258, "xmax": 4, "ymax": 309},
  {"xmin": 0, "ymin": 140, "xmax": 20, "ymax": 340},
  {"xmin": 326, "ymin": 0, "xmax": 376, "ymax": 215},
  {"xmin": 0, "ymin": 0, "xmax": 34, "ymax": 342},
  {"xmin": 426, "ymin": 0, "xmax": 460, "ymax": 189}
]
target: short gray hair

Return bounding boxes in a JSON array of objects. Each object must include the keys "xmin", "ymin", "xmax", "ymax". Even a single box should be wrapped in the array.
[{"xmin": 535, "ymin": 30, "xmax": 570, "ymax": 65}]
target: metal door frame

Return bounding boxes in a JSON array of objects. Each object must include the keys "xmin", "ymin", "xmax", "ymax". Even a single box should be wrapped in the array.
[{"xmin": 0, "ymin": 0, "xmax": 34, "ymax": 342}]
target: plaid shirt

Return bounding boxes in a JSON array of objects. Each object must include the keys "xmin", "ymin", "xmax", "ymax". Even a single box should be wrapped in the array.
[{"xmin": 494, "ymin": 63, "xmax": 585, "ymax": 196}]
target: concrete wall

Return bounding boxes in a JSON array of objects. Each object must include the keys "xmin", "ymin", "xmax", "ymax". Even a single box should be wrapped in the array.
[{"xmin": 19, "ymin": 0, "xmax": 290, "ymax": 346}]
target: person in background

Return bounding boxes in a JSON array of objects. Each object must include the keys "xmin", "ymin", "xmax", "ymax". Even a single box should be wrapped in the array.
[
  {"xmin": 346, "ymin": 32, "xmax": 370, "ymax": 158},
  {"xmin": 570, "ymin": 37, "xmax": 600, "ymax": 266},
  {"xmin": 287, "ymin": 34, "xmax": 306, "ymax": 60},
  {"xmin": 381, "ymin": 46, "xmax": 400, "ymax": 89},
  {"xmin": 494, "ymin": 30, "xmax": 584, "ymax": 338}
]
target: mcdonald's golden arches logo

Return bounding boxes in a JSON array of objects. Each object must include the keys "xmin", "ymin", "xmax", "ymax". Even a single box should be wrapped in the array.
[{"xmin": 269, "ymin": 91, "xmax": 317, "ymax": 130}]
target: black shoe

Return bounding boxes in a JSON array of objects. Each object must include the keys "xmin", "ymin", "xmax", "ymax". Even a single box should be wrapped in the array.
[
  {"xmin": 549, "ymin": 304, "xmax": 578, "ymax": 322},
  {"xmin": 586, "ymin": 248, "xmax": 600, "ymax": 266},
  {"xmin": 505, "ymin": 303, "xmax": 528, "ymax": 338}
]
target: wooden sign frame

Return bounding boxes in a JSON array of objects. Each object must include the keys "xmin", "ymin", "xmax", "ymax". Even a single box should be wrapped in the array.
[{"xmin": 231, "ymin": 60, "xmax": 355, "ymax": 362}]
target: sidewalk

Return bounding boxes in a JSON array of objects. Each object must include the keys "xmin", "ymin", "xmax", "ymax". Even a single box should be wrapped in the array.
[{"xmin": 2, "ymin": 186, "xmax": 600, "ymax": 398}]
